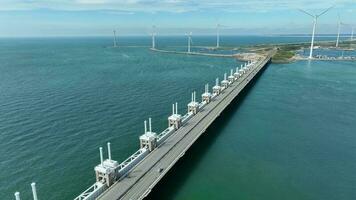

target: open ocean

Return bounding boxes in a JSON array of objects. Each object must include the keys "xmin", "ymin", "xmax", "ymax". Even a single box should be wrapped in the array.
[{"xmin": 0, "ymin": 36, "xmax": 355, "ymax": 200}]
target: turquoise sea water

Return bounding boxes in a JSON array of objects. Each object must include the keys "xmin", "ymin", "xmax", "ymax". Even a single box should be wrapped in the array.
[{"xmin": 0, "ymin": 36, "xmax": 355, "ymax": 200}]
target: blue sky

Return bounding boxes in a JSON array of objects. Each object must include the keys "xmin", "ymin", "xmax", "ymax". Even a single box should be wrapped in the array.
[{"xmin": 0, "ymin": 0, "xmax": 355, "ymax": 37}]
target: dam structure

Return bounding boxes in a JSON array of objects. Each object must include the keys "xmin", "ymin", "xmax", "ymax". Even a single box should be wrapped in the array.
[{"xmin": 70, "ymin": 49, "xmax": 275, "ymax": 200}]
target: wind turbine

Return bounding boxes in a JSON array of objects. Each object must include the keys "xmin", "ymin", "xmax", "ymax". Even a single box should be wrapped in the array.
[
  {"xmin": 337, "ymin": 19, "xmax": 351, "ymax": 47},
  {"xmin": 299, "ymin": 6, "xmax": 333, "ymax": 59},
  {"xmin": 151, "ymin": 25, "xmax": 156, "ymax": 49},
  {"xmin": 344, "ymin": 23, "xmax": 355, "ymax": 41},
  {"xmin": 216, "ymin": 23, "xmax": 228, "ymax": 48},
  {"xmin": 186, "ymin": 32, "xmax": 193, "ymax": 53},
  {"xmin": 113, "ymin": 30, "xmax": 118, "ymax": 47}
]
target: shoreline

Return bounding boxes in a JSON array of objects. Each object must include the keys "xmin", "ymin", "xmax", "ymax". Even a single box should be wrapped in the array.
[{"xmin": 150, "ymin": 39, "xmax": 356, "ymax": 64}]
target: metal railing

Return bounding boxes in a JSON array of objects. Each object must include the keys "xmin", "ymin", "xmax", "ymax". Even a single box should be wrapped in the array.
[{"xmin": 74, "ymin": 182, "xmax": 107, "ymax": 200}]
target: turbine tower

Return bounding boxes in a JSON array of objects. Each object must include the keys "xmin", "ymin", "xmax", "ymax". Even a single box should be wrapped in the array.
[
  {"xmin": 336, "ymin": 14, "xmax": 341, "ymax": 47},
  {"xmin": 151, "ymin": 25, "xmax": 156, "ymax": 49},
  {"xmin": 113, "ymin": 30, "xmax": 118, "ymax": 47},
  {"xmin": 216, "ymin": 24, "xmax": 221, "ymax": 48},
  {"xmin": 343, "ymin": 23, "xmax": 354, "ymax": 41},
  {"xmin": 186, "ymin": 32, "xmax": 193, "ymax": 53},
  {"xmin": 299, "ymin": 6, "xmax": 333, "ymax": 59}
]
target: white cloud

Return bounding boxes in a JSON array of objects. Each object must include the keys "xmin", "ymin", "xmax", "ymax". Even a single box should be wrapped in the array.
[{"xmin": 0, "ymin": 0, "xmax": 355, "ymax": 13}]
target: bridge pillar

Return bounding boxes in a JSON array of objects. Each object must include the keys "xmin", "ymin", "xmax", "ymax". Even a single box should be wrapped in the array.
[
  {"xmin": 221, "ymin": 73, "xmax": 229, "ymax": 89},
  {"xmin": 201, "ymin": 84, "xmax": 212, "ymax": 103},
  {"xmin": 228, "ymin": 69, "xmax": 235, "ymax": 83},
  {"xmin": 244, "ymin": 62, "xmax": 249, "ymax": 71},
  {"xmin": 213, "ymin": 78, "xmax": 221, "ymax": 95},
  {"xmin": 95, "ymin": 144, "xmax": 119, "ymax": 187},
  {"xmin": 239, "ymin": 64, "xmax": 245, "ymax": 75},
  {"xmin": 31, "ymin": 183, "xmax": 38, "ymax": 200},
  {"xmin": 168, "ymin": 102, "xmax": 182, "ymax": 129},
  {"xmin": 188, "ymin": 91, "xmax": 199, "ymax": 114},
  {"xmin": 234, "ymin": 67, "xmax": 241, "ymax": 79},
  {"xmin": 139, "ymin": 118, "xmax": 158, "ymax": 151}
]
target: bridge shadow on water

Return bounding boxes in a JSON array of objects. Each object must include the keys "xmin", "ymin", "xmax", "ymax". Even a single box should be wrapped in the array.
[{"xmin": 146, "ymin": 62, "xmax": 271, "ymax": 200}]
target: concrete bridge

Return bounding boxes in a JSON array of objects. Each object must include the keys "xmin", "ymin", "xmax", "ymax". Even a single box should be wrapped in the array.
[{"xmin": 72, "ymin": 50, "xmax": 275, "ymax": 200}]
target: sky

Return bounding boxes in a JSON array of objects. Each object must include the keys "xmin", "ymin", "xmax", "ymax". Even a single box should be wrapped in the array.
[{"xmin": 0, "ymin": 0, "xmax": 355, "ymax": 37}]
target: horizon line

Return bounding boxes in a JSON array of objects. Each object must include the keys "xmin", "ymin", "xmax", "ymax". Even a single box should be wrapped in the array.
[{"xmin": 0, "ymin": 33, "xmax": 354, "ymax": 39}]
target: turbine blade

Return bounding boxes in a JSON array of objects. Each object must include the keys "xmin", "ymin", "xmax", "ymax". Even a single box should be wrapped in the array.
[
  {"xmin": 298, "ymin": 8, "xmax": 314, "ymax": 17},
  {"xmin": 317, "ymin": 6, "xmax": 334, "ymax": 17}
]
